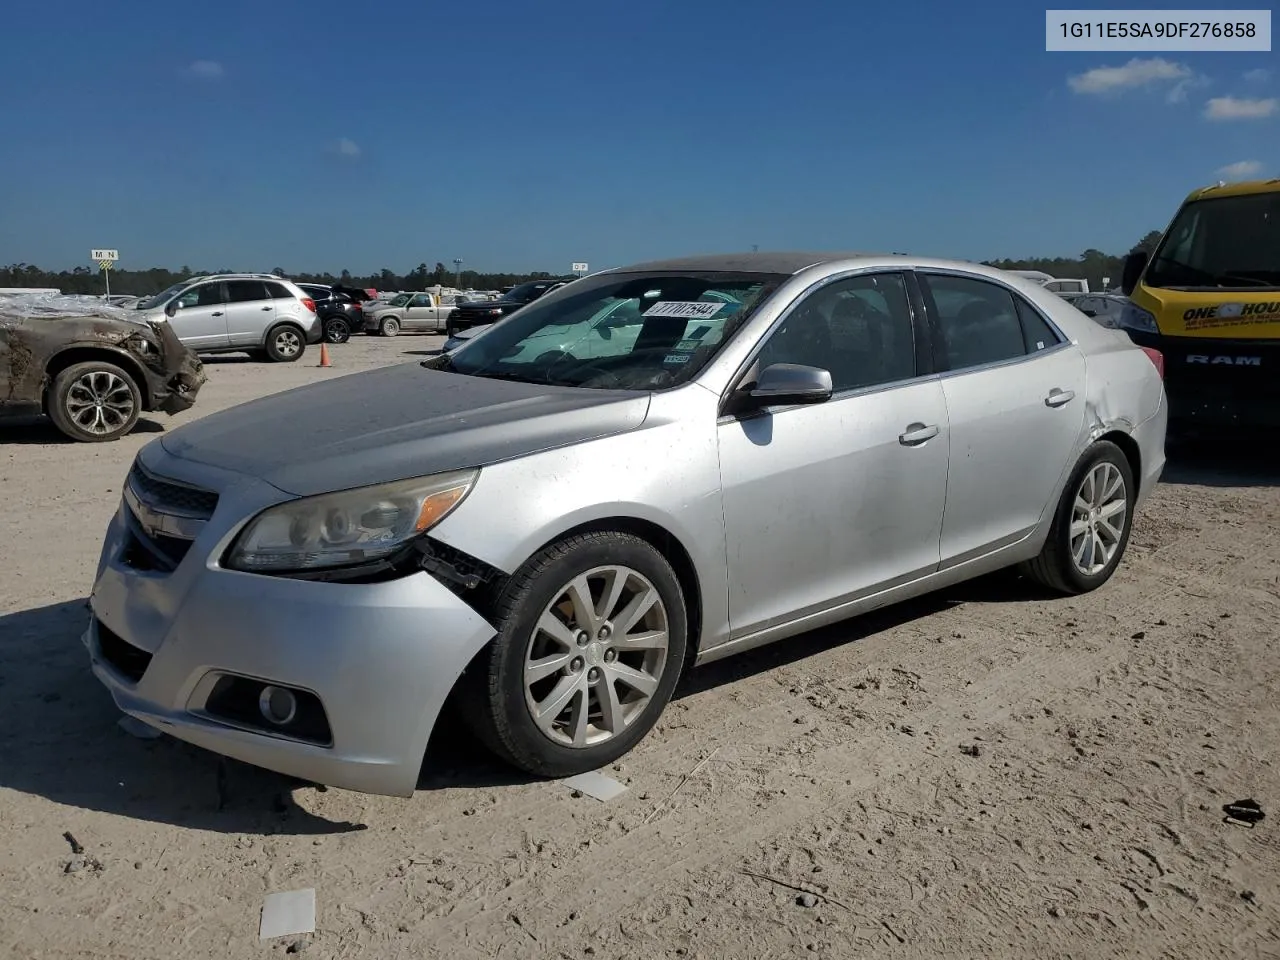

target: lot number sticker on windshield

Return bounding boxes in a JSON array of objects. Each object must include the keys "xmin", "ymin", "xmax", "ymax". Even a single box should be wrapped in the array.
[{"xmin": 643, "ymin": 301, "xmax": 724, "ymax": 320}]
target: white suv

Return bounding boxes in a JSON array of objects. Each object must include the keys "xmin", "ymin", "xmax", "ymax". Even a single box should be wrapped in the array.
[{"xmin": 135, "ymin": 274, "xmax": 322, "ymax": 362}]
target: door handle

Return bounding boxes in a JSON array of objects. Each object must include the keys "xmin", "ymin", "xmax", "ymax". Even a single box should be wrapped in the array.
[
  {"xmin": 899, "ymin": 423, "xmax": 940, "ymax": 446},
  {"xmin": 211, "ymin": 311, "xmax": 223, "ymax": 317},
  {"xmin": 1045, "ymin": 388, "xmax": 1076, "ymax": 408},
  {"xmin": 261, "ymin": 305, "xmax": 272, "ymax": 311}
]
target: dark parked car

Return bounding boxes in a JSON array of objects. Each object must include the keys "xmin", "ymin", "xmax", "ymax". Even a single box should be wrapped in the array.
[
  {"xmin": 0, "ymin": 295, "xmax": 206, "ymax": 442},
  {"xmin": 298, "ymin": 283, "xmax": 373, "ymax": 344},
  {"xmin": 445, "ymin": 278, "xmax": 574, "ymax": 337}
]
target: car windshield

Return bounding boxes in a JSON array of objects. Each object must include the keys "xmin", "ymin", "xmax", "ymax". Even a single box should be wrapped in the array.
[
  {"xmin": 504, "ymin": 281, "xmax": 547, "ymax": 302},
  {"xmin": 1146, "ymin": 191, "xmax": 1280, "ymax": 290},
  {"xmin": 388, "ymin": 294, "xmax": 412, "ymax": 307},
  {"xmin": 435, "ymin": 271, "xmax": 782, "ymax": 390},
  {"xmin": 136, "ymin": 281, "xmax": 192, "ymax": 310}
]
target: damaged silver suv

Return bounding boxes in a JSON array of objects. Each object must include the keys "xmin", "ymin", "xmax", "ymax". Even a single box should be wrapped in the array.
[{"xmin": 0, "ymin": 295, "xmax": 206, "ymax": 442}]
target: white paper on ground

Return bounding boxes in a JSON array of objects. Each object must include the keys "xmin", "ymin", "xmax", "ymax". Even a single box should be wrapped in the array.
[
  {"xmin": 117, "ymin": 715, "xmax": 163, "ymax": 740},
  {"xmin": 563, "ymin": 771, "xmax": 628, "ymax": 802},
  {"xmin": 259, "ymin": 888, "xmax": 316, "ymax": 940}
]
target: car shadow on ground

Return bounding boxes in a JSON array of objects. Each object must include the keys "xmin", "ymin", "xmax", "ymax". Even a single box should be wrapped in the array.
[
  {"xmin": 0, "ymin": 599, "xmax": 366, "ymax": 836},
  {"xmin": 0, "ymin": 417, "xmax": 165, "ymax": 445},
  {"xmin": 0, "ymin": 572, "xmax": 1053, "ymax": 822},
  {"xmin": 1160, "ymin": 435, "xmax": 1280, "ymax": 488}
]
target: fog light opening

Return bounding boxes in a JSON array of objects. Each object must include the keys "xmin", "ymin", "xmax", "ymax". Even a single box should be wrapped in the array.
[{"xmin": 258, "ymin": 685, "xmax": 298, "ymax": 726}]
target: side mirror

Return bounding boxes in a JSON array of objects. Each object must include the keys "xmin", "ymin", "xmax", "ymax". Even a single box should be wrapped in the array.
[
  {"xmin": 165, "ymin": 301, "xmax": 181, "ymax": 317},
  {"xmin": 748, "ymin": 363, "xmax": 833, "ymax": 406},
  {"xmin": 1121, "ymin": 250, "xmax": 1149, "ymax": 296}
]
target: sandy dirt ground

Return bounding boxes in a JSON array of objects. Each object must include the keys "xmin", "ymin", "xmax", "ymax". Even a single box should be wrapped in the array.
[{"xmin": 3, "ymin": 335, "xmax": 1280, "ymax": 960}]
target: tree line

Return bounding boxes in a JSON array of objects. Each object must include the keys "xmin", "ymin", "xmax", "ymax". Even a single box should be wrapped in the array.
[
  {"xmin": 0, "ymin": 261, "xmax": 569, "ymax": 297},
  {"xmin": 1, "ymin": 233, "xmax": 1162, "ymax": 298}
]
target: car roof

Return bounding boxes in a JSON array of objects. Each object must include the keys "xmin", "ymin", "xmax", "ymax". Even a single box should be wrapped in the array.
[
  {"xmin": 598, "ymin": 251, "xmax": 1043, "ymax": 281},
  {"xmin": 1187, "ymin": 178, "xmax": 1280, "ymax": 202}
]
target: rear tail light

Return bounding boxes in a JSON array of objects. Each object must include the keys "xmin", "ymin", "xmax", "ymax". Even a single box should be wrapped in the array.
[
  {"xmin": 301, "ymin": 298, "xmax": 316, "ymax": 314},
  {"xmin": 1140, "ymin": 346, "xmax": 1164, "ymax": 379}
]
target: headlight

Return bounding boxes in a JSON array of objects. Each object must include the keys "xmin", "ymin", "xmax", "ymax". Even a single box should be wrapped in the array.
[
  {"xmin": 1118, "ymin": 304, "xmax": 1158, "ymax": 334},
  {"xmin": 226, "ymin": 469, "xmax": 478, "ymax": 573}
]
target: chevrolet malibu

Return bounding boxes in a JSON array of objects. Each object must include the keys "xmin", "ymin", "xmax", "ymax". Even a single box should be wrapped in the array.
[{"xmin": 87, "ymin": 253, "xmax": 1168, "ymax": 796}]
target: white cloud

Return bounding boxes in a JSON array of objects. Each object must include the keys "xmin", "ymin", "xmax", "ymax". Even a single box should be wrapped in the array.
[
  {"xmin": 1243, "ymin": 68, "xmax": 1271, "ymax": 83},
  {"xmin": 1068, "ymin": 57, "xmax": 1190, "ymax": 95},
  {"xmin": 1204, "ymin": 96, "xmax": 1277, "ymax": 121},
  {"xmin": 1217, "ymin": 160, "xmax": 1264, "ymax": 180},
  {"xmin": 185, "ymin": 60, "xmax": 224, "ymax": 80},
  {"xmin": 1167, "ymin": 73, "xmax": 1211, "ymax": 104},
  {"xmin": 334, "ymin": 138, "xmax": 361, "ymax": 158}
]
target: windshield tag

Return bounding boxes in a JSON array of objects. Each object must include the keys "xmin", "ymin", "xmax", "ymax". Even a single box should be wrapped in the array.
[
  {"xmin": 643, "ymin": 301, "xmax": 723, "ymax": 320},
  {"xmin": 663, "ymin": 353, "xmax": 691, "ymax": 364}
]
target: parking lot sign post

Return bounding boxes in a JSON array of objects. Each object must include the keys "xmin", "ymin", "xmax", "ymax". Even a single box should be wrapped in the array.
[
  {"xmin": 91, "ymin": 249, "xmax": 119, "ymax": 300},
  {"xmin": 571, "ymin": 262, "xmax": 589, "ymax": 279}
]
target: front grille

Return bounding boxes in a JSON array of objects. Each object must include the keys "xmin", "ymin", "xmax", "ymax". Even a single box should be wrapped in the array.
[
  {"xmin": 127, "ymin": 462, "xmax": 219, "ymax": 518},
  {"xmin": 96, "ymin": 619, "xmax": 153, "ymax": 683}
]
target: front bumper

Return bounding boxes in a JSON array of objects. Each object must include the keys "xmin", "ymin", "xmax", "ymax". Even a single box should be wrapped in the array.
[
  {"xmin": 1125, "ymin": 328, "xmax": 1280, "ymax": 428},
  {"xmin": 87, "ymin": 453, "xmax": 497, "ymax": 797},
  {"xmin": 144, "ymin": 322, "xmax": 207, "ymax": 415}
]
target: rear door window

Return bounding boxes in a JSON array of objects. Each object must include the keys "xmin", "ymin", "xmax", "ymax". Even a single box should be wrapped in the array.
[{"xmin": 226, "ymin": 280, "xmax": 270, "ymax": 303}]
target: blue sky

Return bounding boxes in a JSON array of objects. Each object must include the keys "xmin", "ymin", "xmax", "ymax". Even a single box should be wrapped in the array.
[{"xmin": 0, "ymin": 0, "xmax": 1274, "ymax": 274}]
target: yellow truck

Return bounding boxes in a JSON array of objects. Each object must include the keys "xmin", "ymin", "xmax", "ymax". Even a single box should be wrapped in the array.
[{"xmin": 1120, "ymin": 178, "xmax": 1280, "ymax": 432}]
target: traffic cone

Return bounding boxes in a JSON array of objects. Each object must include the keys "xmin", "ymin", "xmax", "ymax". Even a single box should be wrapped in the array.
[{"xmin": 318, "ymin": 342, "xmax": 331, "ymax": 368}]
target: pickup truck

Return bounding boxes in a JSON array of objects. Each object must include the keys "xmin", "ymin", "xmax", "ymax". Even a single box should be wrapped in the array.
[
  {"xmin": 362, "ymin": 292, "xmax": 455, "ymax": 336},
  {"xmin": 444, "ymin": 278, "xmax": 575, "ymax": 337}
]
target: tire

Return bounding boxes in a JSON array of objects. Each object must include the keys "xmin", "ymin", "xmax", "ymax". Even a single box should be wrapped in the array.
[
  {"xmin": 46, "ymin": 360, "xmax": 142, "ymax": 443},
  {"xmin": 463, "ymin": 531, "xmax": 688, "ymax": 777},
  {"xmin": 323, "ymin": 317, "xmax": 351, "ymax": 344},
  {"xmin": 264, "ymin": 324, "xmax": 306, "ymax": 363},
  {"xmin": 1019, "ymin": 439, "xmax": 1136, "ymax": 595},
  {"xmin": 380, "ymin": 317, "xmax": 400, "ymax": 337}
]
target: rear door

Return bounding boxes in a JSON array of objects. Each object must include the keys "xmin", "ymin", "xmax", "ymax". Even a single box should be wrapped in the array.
[
  {"xmin": 167, "ymin": 281, "xmax": 229, "ymax": 349},
  {"xmin": 223, "ymin": 279, "xmax": 275, "ymax": 346},
  {"xmin": 917, "ymin": 271, "xmax": 1087, "ymax": 567}
]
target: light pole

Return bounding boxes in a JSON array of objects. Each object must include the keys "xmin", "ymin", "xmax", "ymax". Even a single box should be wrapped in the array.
[{"xmin": 453, "ymin": 258, "xmax": 463, "ymax": 290}]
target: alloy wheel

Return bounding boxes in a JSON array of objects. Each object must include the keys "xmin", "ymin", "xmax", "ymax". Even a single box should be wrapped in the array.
[
  {"xmin": 64, "ymin": 370, "xmax": 136, "ymax": 437},
  {"xmin": 523, "ymin": 565, "xmax": 670, "ymax": 748},
  {"xmin": 275, "ymin": 330, "xmax": 302, "ymax": 357},
  {"xmin": 1070, "ymin": 460, "xmax": 1128, "ymax": 576}
]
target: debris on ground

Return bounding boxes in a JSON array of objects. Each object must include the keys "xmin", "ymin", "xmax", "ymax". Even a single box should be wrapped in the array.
[
  {"xmin": 562, "ymin": 771, "xmax": 629, "ymax": 803},
  {"xmin": 62, "ymin": 832, "xmax": 83, "ymax": 855},
  {"xmin": 797, "ymin": 893, "xmax": 819, "ymax": 908},
  {"xmin": 961, "ymin": 743, "xmax": 982, "ymax": 757},
  {"xmin": 259, "ymin": 889, "xmax": 316, "ymax": 941},
  {"xmin": 1223, "ymin": 799, "xmax": 1265, "ymax": 827}
]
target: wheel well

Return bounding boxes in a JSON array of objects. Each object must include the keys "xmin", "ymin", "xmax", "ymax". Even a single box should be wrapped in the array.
[
  {"xmin": 266, "ymin": 320, "xmax": 304, "ymax": 342},
  {"xmin": 43, "ymin": 348, "xmax": 150, "ymax": 412},
  {"xmin": 544, "ymin": 517, "xmax": 704, "ymax": 663},
  {"xmin": 1099, "ymin": 429, "xmax": 1141, "ymax": 487}
]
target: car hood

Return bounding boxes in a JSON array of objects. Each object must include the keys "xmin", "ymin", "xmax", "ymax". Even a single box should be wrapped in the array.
[
  {"xmin": 159, "ymin": 361, "xmax": 651, "ymax": 497},
  {"xmin": 456, "ymin": 299, "xmax": 520, "ymax": 313}
]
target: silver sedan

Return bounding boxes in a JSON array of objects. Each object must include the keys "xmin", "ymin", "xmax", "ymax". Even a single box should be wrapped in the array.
[{"xmin": 87, "ymin": 253, "xmax": 1167, "ymax": 796}]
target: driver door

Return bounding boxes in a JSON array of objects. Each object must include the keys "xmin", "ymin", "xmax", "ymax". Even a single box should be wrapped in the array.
[
  {"xmin": 167, "ymin": 281, "xmax": 230, "ymax": 350},
  {"xmin": 716, "ymin": 272, "xmax": 950, "ymax": 637},
  {"xmin": 402, "ymin": 294, "xmax": 437, "ymax": 332}
]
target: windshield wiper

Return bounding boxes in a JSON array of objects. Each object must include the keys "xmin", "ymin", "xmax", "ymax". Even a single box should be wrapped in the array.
[{"xmin": 1213, "ymin": 271, "xmax": 1274, "ymax": 288}]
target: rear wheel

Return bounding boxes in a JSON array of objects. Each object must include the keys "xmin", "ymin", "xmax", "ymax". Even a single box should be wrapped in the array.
[
  {"xmin": 323, "ymin": 317, "xmax": 351, "ymax": 344},
  {"xmin": 464, "ymin": 531, "xmax": 688, "ymax": 777},
  {"xmin": 265, "ymin": 325, "xmax": 305, "ymax": 362},
  {"xmin": 47, "ymin": 361, "xmax": 141, "ymax": 442},
  {"xmin": 1020, "ymin": 440, "xmax": 1135, "ymax": 595}
]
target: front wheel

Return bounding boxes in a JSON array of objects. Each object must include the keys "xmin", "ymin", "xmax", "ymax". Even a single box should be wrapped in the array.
[
  {"xmin": 464, "ymin": 531, "xmax": 688, "ymax": 777},
  {"xmin": 380, "ymin": 317, "xmax": 400, "ymax": 337},
  {"xmin": 1020, "ymin": 439, "xmax": 1136, "ymax": 595},
  {"xmin": 47, "ymin": 361, "xmax": 141, "ymax": 442}
]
